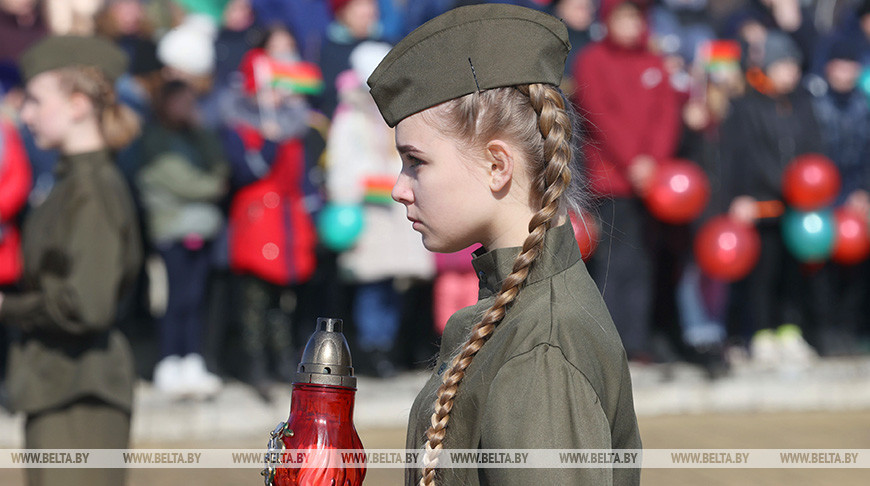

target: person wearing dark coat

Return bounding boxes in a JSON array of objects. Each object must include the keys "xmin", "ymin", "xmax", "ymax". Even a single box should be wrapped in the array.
[
  {"xmin": 722, "ymin": 32, "xmax": 823, "ymax": 208},
  {"xmin": 808, "ymin": 39, "xmax": 870, "ymax": 355},
  {"xmin": 0, "ymin": 36, "xmax": 142, "ymax": 486},
  {"xmin": 811, "ymin": 41, "xmax": 870, "ymax": 209},
  {"xmin": 810, "ymin": 0, "xmax": 870, "ymax": 75},
  {"xmin": 720, "ymin": 31, "xmax": 825, "ymax": 363}
]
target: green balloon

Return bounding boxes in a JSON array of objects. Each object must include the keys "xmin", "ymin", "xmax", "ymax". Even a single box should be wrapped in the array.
[
  {"xmin": 781, "ymin": 209, "xmax": 835, "ymax": 262},
  {"xmin": 173, "ymin": 0, "xmax": 231, "ymax": 23},
  {"xmin": 317, "ymin": 204, "xmax": 364, "ymax": 252},
  {"xmin": 860, "ymin": 67, "xmax": 870, "ymax": 101}
]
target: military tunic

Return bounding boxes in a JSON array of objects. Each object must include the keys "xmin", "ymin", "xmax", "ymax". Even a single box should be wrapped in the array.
[
  {"xmin": 405, "ymin": 222, "xmax": 641, "ymax": 485},
  {"xmin": 0, "ymin": 150, "xmax": 141, "ymax": 480}
]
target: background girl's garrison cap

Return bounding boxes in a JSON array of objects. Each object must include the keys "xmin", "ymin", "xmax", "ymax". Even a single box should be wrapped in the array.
[
  {"xmin": 367, "ymin": 4, "xmax": 570, "ymax": 127},
  {"xmin": 20, "ymin": 35, "xmax": 129, "ymax": 83}
]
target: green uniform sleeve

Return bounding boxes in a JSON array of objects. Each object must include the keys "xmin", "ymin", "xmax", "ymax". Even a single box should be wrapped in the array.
[
  {"xmin": 0, "ymin": 189, "xmax": 125, "ymax": 335},
  {"xmin": 480, "ymin": 343, "xmax": 614, "ymax": 485}
]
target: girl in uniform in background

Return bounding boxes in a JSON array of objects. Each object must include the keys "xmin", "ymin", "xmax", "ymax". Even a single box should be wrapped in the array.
[{"xmin": 0, "ymin": 35, "xmax": 142, "ymax": 486}]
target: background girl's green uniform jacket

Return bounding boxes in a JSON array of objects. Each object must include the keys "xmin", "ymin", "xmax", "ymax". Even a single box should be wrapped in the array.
[
  {"xmin": 0, "ymin": 150, "xmax": 141, "ymax": 415},
  {"xmin": 405, "ymin": 222, "xmax": 642, "ymax": 485}
]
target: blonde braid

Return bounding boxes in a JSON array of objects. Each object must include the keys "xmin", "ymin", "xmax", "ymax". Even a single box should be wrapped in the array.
[{"xmin": 419, "ymin": 83, "xmax": 574, "ymax": 486}]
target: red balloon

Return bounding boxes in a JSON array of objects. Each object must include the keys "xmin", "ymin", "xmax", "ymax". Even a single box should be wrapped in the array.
[
  {"xmin": 694, "ymin": 215, "xmax": 761, "ymax": 281},
  {"xmin": 570, "ymin": 210, "xmax": 598, "ymax": 262},
  {"xmin": 645, "ymin": 160, "xmax": 711, "ymax": 224},
  {"xmin": 782, "ymin": 154, "xmax": 841, "ymax": 210},
  {"xmin": 832, "ymin": 207, "xmax": 870, "ymax": 265}
]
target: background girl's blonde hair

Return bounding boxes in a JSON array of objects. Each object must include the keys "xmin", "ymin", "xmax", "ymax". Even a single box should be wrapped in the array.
[
  {"xmin": 418, "ymin": 83, "xmax": 582, "ymax": 485},
  {"xmin": 55, "ymin": 65, "xmax": 140, "ymax": 151}
]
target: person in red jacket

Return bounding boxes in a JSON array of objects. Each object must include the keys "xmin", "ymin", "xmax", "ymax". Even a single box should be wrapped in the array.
[
  {"xmin": 219, "ymin": 44, "xmax": 319, "ymax": 399},
  {"xmin": 573, "ymin": 0, "xmax": 682, "ymax": 361},
  {"xmin": 0, "ymin": 119, "xmax": 31, "ymax": 287},
  {"xmin": 0, "ymin": 117, "xmax": 31, "ymax": 408}
]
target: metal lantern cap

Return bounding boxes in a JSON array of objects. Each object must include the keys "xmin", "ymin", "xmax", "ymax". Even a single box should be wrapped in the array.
[{"xmin": 294, "ymin": 317, "xmax": 357, "ymax": 388}]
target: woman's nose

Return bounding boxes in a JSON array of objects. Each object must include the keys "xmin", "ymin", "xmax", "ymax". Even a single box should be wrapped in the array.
[{"xmin": 392, "ymin": 173, "xmax": 413, "ymax": 205}]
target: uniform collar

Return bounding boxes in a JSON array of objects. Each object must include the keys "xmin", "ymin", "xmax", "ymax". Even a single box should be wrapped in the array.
[
  {"xmin": 471, "ymin": 220, "xmax": 581, "ymax": 300},
  {"xmin": 54, "ymin": 149, "xmax": 112, "ymax": 178}
]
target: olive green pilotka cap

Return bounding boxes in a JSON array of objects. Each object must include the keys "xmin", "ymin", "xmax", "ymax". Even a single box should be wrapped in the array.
[
  {"xmin": 367, "ymin": 4, "xmax": 571, "ymax": 128},
  {"xmin": 20, "ymin": 35, "xmax": 128, "ymax": 83}
]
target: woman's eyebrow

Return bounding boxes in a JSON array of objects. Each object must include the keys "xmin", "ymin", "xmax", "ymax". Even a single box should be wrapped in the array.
[{"xmin": 397, "ymin": 144, "xmax": 421, "ymax": 155}]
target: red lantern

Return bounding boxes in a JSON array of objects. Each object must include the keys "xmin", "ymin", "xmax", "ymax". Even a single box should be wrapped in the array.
[
  {"xmin": 264, "ymin": 318, "xmax": 366, "ymax": 486},
  {"xmin": 570, "ymin": 210, "xmax": 599, "ymax": 261},
  {"xmin": 832, "ymin": 207, "xmax": 870, "ymax": 265},
  {"xmin": 645, "ymin": 159, "xmax": 710, "ymax": 224},
  {"xmin": 782, "ymin": 154, "xmax": 841, "ymax": 211},
  {"xmin": 694, "ymin": 216, "xmax": 761, "ymax": 281}
]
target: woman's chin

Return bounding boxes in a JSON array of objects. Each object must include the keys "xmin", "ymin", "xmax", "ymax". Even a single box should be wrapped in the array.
[
  {"xmin": 420, "ymin": 236, "xmax": 439, "ymax": 252},
  {"xmin": 420, "ymin": 234, "xmax": 448, "ymax": 253},
  {"xmin": 421, "ymin": 235, "xmax": 469, "ymax": 254}
]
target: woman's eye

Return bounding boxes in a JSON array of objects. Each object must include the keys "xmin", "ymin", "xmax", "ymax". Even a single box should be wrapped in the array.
[{"xmin": 406, "ymin": 155, "xmax": 423, "ymax": 168}]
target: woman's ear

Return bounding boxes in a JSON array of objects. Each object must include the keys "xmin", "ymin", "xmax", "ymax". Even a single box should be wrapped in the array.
[
  {"xmin": 486, "ymin": 140, "xmax": 515, "ymax": 193},
  {"xmin": 68, "ymin": 91, "xmax": 95, "ymax": 121}
]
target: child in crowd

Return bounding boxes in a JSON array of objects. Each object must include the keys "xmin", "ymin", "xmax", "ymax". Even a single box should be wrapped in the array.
[{"xmin": 721, "ymin": 32, "xmax": 824, "ymax": 366}]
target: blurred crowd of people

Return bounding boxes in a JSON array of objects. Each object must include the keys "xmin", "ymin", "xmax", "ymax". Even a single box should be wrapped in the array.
[{"xmin": 2, "ymin": 0, "xmax": 870, "ymax": 402}]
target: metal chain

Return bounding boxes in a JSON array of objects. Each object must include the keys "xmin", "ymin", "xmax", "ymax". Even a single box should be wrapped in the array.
[{"xmin": 261, "ymin": 422, "xmax": 291, "ymax": 485}]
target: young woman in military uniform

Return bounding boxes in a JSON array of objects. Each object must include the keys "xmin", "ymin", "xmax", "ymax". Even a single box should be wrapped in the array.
[
  {"xmin": 0, "ymin": 36, "xmax": 142, "ymax": 486},
  {"xmin": 367, "ymin": 4, "xmax": 641, "ymax": 485}
]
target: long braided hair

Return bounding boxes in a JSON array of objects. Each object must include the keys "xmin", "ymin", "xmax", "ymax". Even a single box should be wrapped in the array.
[{"xmin": 418, "ymin": 83, "xmax": 581, "ymax": 485}]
